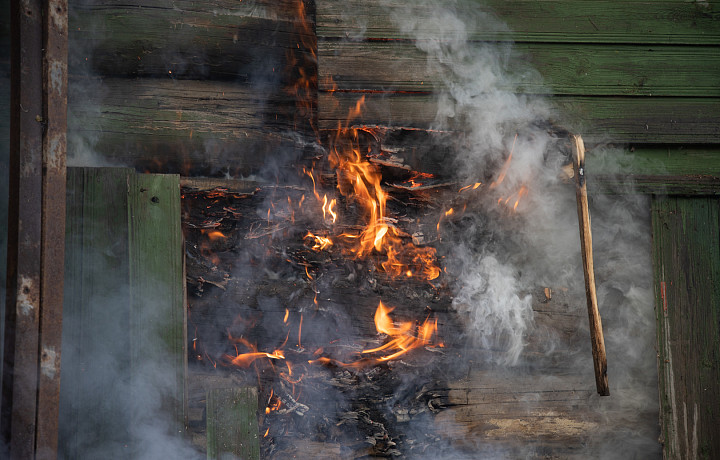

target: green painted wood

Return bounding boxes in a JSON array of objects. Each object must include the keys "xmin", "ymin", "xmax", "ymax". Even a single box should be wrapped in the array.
[
  {"xmin": 319, "ymin": 41, "xmax": 720, "ymax": 96},
  {"xmin": 59, "ymin": 167, "xmax": 134, "ymax": 459},
  {"xmin": 318, "ymin": 92, "xmax": 720, "ymax": 144},
  {"xmin": 651, "ymin": 197, "xmax": 720, "ymax": 459},
  {"xmin": 68, "ymin": 78, "xmax": 300, "ymax": 174},
  {"xmin": 318, "ymin": 0, "xmax": 720, "ymax": 44},
  {"xmin": 128, "ymin": 172, "xmax": 186, "ymax": 439},
  {"xmin": 70, "ymin": 0, "xmax": 308, "ymax": 79},
  {"xmin": 206, "ymin": 387, "xmax": 260, "ymax": 460},
  {"xmin": 59, "ymin": 168, "xmax": 186, "ymax": 458}
]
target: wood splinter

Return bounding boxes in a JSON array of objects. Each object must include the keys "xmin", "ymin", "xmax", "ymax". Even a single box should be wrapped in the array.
[{"xmin": 572, "ymin": 135, "xmax": 610, "ymax": 396}]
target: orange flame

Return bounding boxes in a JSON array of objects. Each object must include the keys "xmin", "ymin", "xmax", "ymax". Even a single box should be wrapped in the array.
[{"xmin": 326, "ymin": 97, "xmax": 441, "ymax": 281}]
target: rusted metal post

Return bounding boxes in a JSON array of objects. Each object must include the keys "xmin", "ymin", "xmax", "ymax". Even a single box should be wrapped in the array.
[{"xmin": 2, "ymin": 0, "xmax": 68, "ymax": 458}]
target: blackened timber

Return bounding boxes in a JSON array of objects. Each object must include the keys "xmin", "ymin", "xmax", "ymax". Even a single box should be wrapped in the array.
[
  {"xmin": 67, "ymin": 78, "xmax": 302, "ymax": 175},
  {"xmin": 70, "ymin": 0, "xmax": 314, "ymax": 80}
]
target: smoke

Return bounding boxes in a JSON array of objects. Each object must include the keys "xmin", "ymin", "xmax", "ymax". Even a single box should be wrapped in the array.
[{"xmin": 368, "ymin": 0, "xmax": 661, "ymax": 457}]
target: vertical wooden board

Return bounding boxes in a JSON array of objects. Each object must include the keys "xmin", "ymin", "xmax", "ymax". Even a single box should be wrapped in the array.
[
  {"xmin": 127, "ymin": 173, "xmax": 186, "ymax": 437},
  {"xmin": 652, "ymin": 196, "xmax": 720, "ymax": 460},
  {"xmin": 206, "ymin": 387, "xmax": 259, "ymax": 460},
  {"xmin": 59, "ymin": 167, "xmax": 134, "ymax": 458}
]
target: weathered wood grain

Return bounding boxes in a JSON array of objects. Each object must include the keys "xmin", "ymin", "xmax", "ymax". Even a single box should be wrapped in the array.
[
  {"xmin": 59, "ymin": 168, "xmax": 135, "ymax": 458},
  {"xmin": 128, "ymin": 172, "xmax": 187, "ymax": 436},
  {"xmin": 59, "ymin": 168, "xmax": 187, "ymax": 458},
  {"xmin": 70, "ymin": 0, "xmax": 312, "ymax": 79},
  {"xmin": 68, "ymin": 77, "xmax": 302, "ymax": 174},
  {"xmin": 319, "ymin": 41, "xmax": 720, "ymax": 96},
  {"xmin": 317, "ymin": 0, "xmax": 720, "ymax": 44},
  {"xmin": 652, "ymin": 196, "xmax": 720, "ymax": 460},
  {"xmin": 318, "ymin": 92, "xmax": 720, "ymax": 144},
  {"xmin": 206, "ymin": 387, "xmax": 260, "ymax": 460}
]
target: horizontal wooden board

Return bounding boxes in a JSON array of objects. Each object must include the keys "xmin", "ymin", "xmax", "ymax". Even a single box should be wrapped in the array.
[
  {"xmin": 318, "ymin": 92, "xmax": 720, "ymax": 144},
  {"xmin": 70, "ymin": 0, "xmax": 313, "ymax": 79},
  {"xmin": 318, "ymin": 0, "xmax": 720, "ymax": 44},
  {"xmin": 319, "ymin": 41, "xmax": 720, "ymax": 97},
  {"xmin": 68, "ymin": 77, "xmax": 303, "ymax": 175}
]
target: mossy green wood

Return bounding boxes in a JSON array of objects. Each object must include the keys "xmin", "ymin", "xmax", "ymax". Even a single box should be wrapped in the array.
[
  {"xmin": 59, "ymin": 168, "xmax": 186, "ymax": 458},
  {"xmin": 127, "ymin": 172, "xmax": 187, "ymax": 439},
  {"xmin": 59, "ymin": 167, "xmax": 135, "ymax": 458},
  {"xmin": 206, "ymin": 387, "xmax": 260, "ymax": 460},
  {"xmin": 319, "ymin": 41, "xmax": 720, "ymax": 96},
  {"xmin": 318, "ymin": 0, "xmax": 720, "ymax": 44},
  {"xmin": 651, "ymin": 196, "xmax": 720, "ymax": 459}
]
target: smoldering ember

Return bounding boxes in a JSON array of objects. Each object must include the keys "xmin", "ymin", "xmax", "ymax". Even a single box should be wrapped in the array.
[{"xmin": 2, "ymin": 1, "xmax": 719, "ymax": 460}]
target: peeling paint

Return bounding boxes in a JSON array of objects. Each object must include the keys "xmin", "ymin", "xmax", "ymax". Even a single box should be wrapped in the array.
[
  {"xmin": 41, "ymin": 346, "xmax": 58, "ymax": 379},
  {"xmin": 17, "ymin": 275, "xmax": 37, "ymax": 316}
]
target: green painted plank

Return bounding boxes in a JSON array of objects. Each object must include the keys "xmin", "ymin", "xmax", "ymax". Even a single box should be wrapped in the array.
[
  {"xmin": 318, "ymin": 0, "xmax": 720, "ymax": 44},
  {"xmin": 206, "ymin": 387, "xmax": 260, "ymax": 460},
  {"xmin": 59, "ymin": 168, "xmax": 187, "ymax": 458},
  {"xmin": 318, "ymin": 92, "xmax": 720, "ymax": 144},
  {"xmin": 319, "ymin": 41, "xmax": 720, "ymax": 97},
  {"xmin": 651, "ymin": 197, "xmax": 720, "ymax": 459},
  {"xmin": 128, "ymin": 172, "xmax": 186, "ymax": 437},
  {"xmin": 59, "ymin": 167, "xmax": 135, "ymax": 459}
]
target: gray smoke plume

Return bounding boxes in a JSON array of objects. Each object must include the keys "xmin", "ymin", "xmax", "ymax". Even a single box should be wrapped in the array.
[{"xmin": 374, "ymin": 0, "xmax": 660, "ymax": 457}]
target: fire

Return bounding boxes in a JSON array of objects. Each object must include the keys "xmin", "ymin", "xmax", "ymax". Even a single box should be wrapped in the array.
[
  {"xmin": 305, "ymin": 232, "xmax": 333, "ymax": 251},
  {"xmin": 361, "ymin": 301, "xmax": 439, "ymax": 362},
  {"xmin": 324, "ymin": 97, "xmax": 441, "ymax": 281}
]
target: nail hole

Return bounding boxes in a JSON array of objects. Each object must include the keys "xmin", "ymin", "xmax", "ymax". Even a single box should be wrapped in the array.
[{"xmin": 23, "ymin": 287, "xmax": 30, "ymax": 294}]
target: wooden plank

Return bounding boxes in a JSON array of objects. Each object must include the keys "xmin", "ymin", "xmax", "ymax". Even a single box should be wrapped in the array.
[
  {"xmin": 317, "ymin": 0, "xmax": 720, "ymax": 44},
  {"xmin": 70, "ymin": 0, "xmax": 311, "ymax": 79},
  {"xmin": 68, "ymin": 77, "xmax": 301, "ymax": 174},
  {"xmin": 206, "ymin": 387, "xmax": 260, "ymax": 460},
  {"xmin": 128, "ymin": 172, "xmax": 186, "ymax": 436},
  {"xmin": 59, "ymin": 167, "xmax": 134, "ymax": 458},
  {"xmin": 652, "ymin": 196, "xmax": 720, "ymax": 459},
  {"xmin": 318, "ymin": 92, "xmax": 720, "ymax": 144},
  {"xmin": 319, "ymin": 41, "xmax": 720, "ymax": 96},
  {"xmin": 59, "ymin": 168, "xmax": 186, "ymax": 457}
]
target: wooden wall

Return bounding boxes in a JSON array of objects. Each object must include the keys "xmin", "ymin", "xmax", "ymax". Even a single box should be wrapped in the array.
[
  {"xmin": 67, "ymin": 0, "xmax": 315, "ymax": 175},
  {"xmin": 316, "ymin": 1, "xmax": 720, "ymax": 458},
  {"xmin": 317, "ymin": 0, "xmax": 720, "ymax": 191}
]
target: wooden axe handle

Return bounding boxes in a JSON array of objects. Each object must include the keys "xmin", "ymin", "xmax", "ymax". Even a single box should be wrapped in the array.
[{"xmin": 572, "ymin": 135, "xmax": 610, "ymax": 396}]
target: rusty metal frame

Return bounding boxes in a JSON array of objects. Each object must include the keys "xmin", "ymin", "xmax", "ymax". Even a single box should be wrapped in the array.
[{"xmin": 2, "ymin": 0, "xmax": 67, "ymax": 458}]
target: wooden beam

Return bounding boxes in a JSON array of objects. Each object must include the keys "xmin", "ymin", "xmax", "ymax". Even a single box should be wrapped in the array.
[
  {"xmin": 3, "ymin": 0, "xmax": 68, "ymax": 458},
  {"xmin": 70, "ymin": 0, "xmax": 312, "ymax": 79},
  {"xmin": 319, "ymin": 41, "xmax": 720, "ymax": 97},
  {"xmin": 317, "ymin": 0, "xmax": 720, "ymax": 44},
  {"xmin": 67, "ymin": 78, "xmax": 302, "ymax": 175},
  {"xmin": 318, "ymin": 92, "xmax": 720, "ymax": 144}
]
